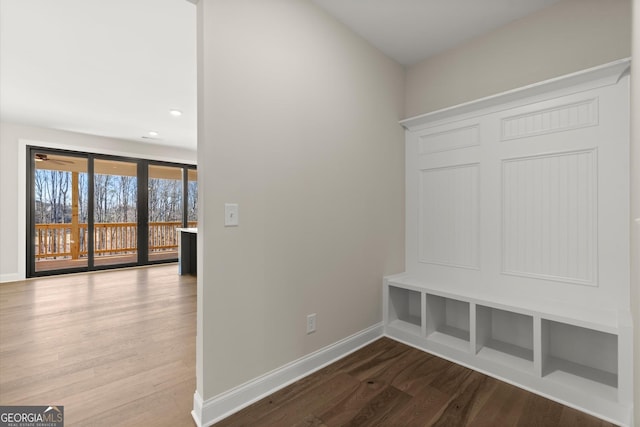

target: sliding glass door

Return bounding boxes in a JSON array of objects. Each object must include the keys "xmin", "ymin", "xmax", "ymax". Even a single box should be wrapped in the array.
[
  {"xmin": 27, "ymin": 147, "xmax": 197, "ymax": 277},
  {"xmin": 32, "ymin": 151, "xmax": 89, "ymax": 273},
  {"xmin": 93, "ymin": 158, "xmax": 139, "ymax": 267}
]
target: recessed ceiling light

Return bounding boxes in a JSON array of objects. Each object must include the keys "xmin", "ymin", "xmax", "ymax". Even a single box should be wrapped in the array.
[
  {"xmin": 148, "ymin": 131, "xmax": 159, "ymax": 137},
  {"xmin": 169, "ymin": 109, "xmax": 182, "ymax": 117}
]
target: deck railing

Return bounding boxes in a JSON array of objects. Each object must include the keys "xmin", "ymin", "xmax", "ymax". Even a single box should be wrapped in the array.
[{"xmin": 35, "ymin": 221, "xmax": 197, "ymax": 260}]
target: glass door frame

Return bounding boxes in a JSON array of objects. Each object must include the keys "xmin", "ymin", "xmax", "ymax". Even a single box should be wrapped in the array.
[
  {"xmin": 26, "ymin": 146, "xmax": 196, "ymax": 277},
  {"xmin": 27, "ymin": 147, "xmax": 90, "ymax": 276}
]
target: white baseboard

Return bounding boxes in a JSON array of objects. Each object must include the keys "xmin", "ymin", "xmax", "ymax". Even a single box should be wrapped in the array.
[
  {"xmin": 191, "ymin": 392, "xmax": 203, "ymax": 427},
  {"xmin": 0, "ymin": 273, "xmax": 20, "ymax": 283},
  {"xmin": 191, "ymin": 323, "xmax": 384, "ymax": 427}
]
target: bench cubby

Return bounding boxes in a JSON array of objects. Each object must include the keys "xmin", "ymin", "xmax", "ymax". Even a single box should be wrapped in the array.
[
  {"xmin": 425, "ymin": 294, "xmax": 470, "ymax": 352},
  {"xmin": 387, "ymin": 285, "xmax": 422, "ymax": 335},
  {"xmin": 541, "ymin": 319, "xmax": 618, "ymax": 400},
  {"xmin": 383, "ymin": 275, "xmax": 633, "ymax": 426},
  {"xmin": 476, "ymin": 305, "xmax": 534, "ymax": 373}
]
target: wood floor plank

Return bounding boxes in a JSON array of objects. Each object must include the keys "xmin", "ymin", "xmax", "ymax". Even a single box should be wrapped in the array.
[
  {"xmin": 221, "ymin": 339, "xmax": 403, "ymax": 425},
  {"xmin": 357, "ymin": 346, "xmax": 431, "ymax": 387},
  {"xmin": 317, "ymin": 377, "xmax": 389, "ymax": 425},
  {"xmin": 345, "ymin": 342, "xmax": 411, "ymax": 381},
  {"xmin": 427, "ymin": 360, "xmax": 474, "ymax": 396},
  {"xmin": 517, "ymin": 393, "xmax": 566, "ymax": 427},
  {"xmin": 70, "ymin": 367, "xmax": 195, "ymax": 427},
  {"xmin": 0, "ymin": 265, "xmax": 196, "ymax": 427},
  {"xmin": 389, "ymin": 350, "xmax": 451, "ymax": 396},
  {"xmin": 215, "ymin": 373, "xmax": 360, "ymax": 427},
  {"xmin": 467, "ymin": 380, "xmax": 529, "ymax": 427},
  {"xmin": 428, "ymin": 371, "xmax": 488, "ymax": 426},
  {"xmin": 340, "ymin": 385, "xmax": 412, "ymax": 427},
  {"xmin": 384, "ymin": 385, "xmax": 450, "ymax": 427},
  {"xmin": 291, "ymin": 414, "xmax": 328, "ymax": 427}
]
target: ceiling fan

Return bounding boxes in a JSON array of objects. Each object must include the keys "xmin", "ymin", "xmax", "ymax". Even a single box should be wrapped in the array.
[{"xmin": 34, "ymin": 153, "xmax": 74, "ymax": 165}]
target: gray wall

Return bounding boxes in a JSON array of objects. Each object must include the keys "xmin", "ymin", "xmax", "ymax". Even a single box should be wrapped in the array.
[
  {"xmin": 405, "ymin": 0, "xmax": 631, "ymax": 118},
  {"xmin": 196, "ymin": 0, "xmax": 405, "ymax": 399}
]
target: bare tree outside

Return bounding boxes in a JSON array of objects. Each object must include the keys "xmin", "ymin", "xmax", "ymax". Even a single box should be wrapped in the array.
[
  {"xmin": 188, "ymin": 169, "xmax": 198, "ymax": 223},
  {"xmin": 148, "ymin": 164, "xmax": 184, "ymax": 256}
]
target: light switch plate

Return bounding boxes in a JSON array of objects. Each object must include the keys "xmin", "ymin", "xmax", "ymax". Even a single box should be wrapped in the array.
[{"xmin": 224, "ymin": 203, "xmax": 239, "ymax": 226}]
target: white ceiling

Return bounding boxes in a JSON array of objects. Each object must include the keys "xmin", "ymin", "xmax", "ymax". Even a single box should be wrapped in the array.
[
  {"xmin": 311, "ymin": 0, "xmax": 562, "ymax": 66},
  {"xmin": 0, "ymin": 0, "xmax": 561, "ymax": 151},
  {"xmin": 0, "ymin": 0, "xmax": 198, "ymax": 149}
]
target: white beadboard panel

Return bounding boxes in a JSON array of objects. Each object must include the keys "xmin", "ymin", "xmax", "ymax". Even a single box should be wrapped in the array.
[
  {"xmin": 419, "ymin": 164, "xmax": 480, "ymax": 269},
  {"xmin": 418, "ymin": 124, "xmax": 480, "ymax": 154},
  {"xmin": 501, "ymin": 98, "xmax": 598, "ymax": 141},
  {"xmin": 400, "ymin": 61, "xmax": 631, "ymax": 427},
  {"xmin": 502, "ymin": 149, "xmax": 598, "ymax": 286}
]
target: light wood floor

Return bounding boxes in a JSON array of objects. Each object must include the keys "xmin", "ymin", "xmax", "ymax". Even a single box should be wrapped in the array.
[
  {"xmin": 1, "ymin": 267, "xmax": 615, "ymax": 427},
  {"xmin": 0, "ymin": 264, "xmax": 196, "ymax": 426}
]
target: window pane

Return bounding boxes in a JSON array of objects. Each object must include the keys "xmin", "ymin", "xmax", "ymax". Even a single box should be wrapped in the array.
[
  {"xmin": 188, "ymin": 168, "xmax": 197, "ymax": 226},
  {"xmin": 148, "ymin": 164, "xmax": 183, "ymax": 261},
  {"xmin": 34, "ymin": 153, "xmax": 88, "ymax": 272},
  {"xmin": 94, "ymin": 159, "xmax": 138, "ymax": 266}
]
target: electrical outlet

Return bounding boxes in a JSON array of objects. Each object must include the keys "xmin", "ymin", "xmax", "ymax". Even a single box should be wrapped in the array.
[{"xmin": 306, "ymin": 313, "xmax": 316, "ymax": 334}]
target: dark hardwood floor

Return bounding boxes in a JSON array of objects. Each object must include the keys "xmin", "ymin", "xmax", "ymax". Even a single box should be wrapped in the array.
[
  {"xmin": 0, "ymin": 266, "xmax": 615, "ymax": 426},
  {"xmin": 215, "ymin": 337, "xmax": 616, "ymax": 427}
]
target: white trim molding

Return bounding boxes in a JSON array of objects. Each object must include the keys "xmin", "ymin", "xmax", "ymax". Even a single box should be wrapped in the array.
[
  {"xmin": 401, "ymin": 58, "xmax": 630, "ymax": 131},
  {"xmin": 191, "ymin": 323, "xmax": 384, "ymax": 427},
  {"xmin": 0, "ymin": 274, "xmax": 20, "ymax": 284}
]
